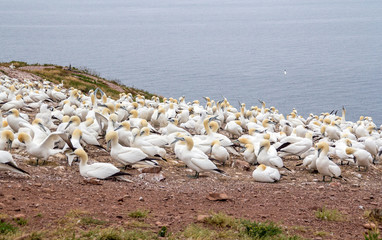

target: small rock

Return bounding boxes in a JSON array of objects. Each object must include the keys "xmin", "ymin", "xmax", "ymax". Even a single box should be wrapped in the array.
[
  {"xmin": 152, "ymin": 173, "xmax": 166, "ymax": 182},
  {"xmin": 83, "ymin": 178, "xmax": 103, "ymax": 185},
  {"xmin": 196, "ymin": 215, "xmax": 210, "ymax": 222},
  {"xmin": 235, "ymin": 160, "xmax": 250, "ymax": 171},
  {"xmin": 42, "ymin": 188, "xmax": 54, "ymax": 193},
  {"xmin": 139, "ymin": 173, "xmax": 166, "ymax": 182},
  {"xmin": 117, "ymin": 195, "xmax": 131, "ymax": 202},
  {"xmin": 359, "ymin": 205, "xmax": 364, "ymax": 210},
  {"xmin": 355, "ymin": 174, "xmax": 362, "ymax": 179},
  {"xmin": 33, "ymin": 183, "xmax": 42, "ymax": 187},
  {"xmin": 329, "ymin": 182, "xmax": 341, "ymax": 188},
  {"xmin": 351, "ymin": 184, "xmax": 360, "ymax": 188},
  {"xmin": 13, "ymin": 214, "xmax": 26, "ymax": 219},
  {"xmin": 55, "ymin": 153, "xmax": 67, "ymax": 162},
  {"xmin": 155, "ymin": 221, "xmax": 168, "ymax": 227},
  {"xmin": 363, "ymin": 223, "xmax": 376, "ymax": 230},
  {"xmin": 312, "ymin": 179, "xmax": 319, "ymax": 182},
  {"xmin": 141, "ymin": 166, "xmax": 162, "ymax": 174},
  {"xmin": 207, "ymin": 192, "xmax": 231, "ymax": 201},
  {"xmin": 139, "ymin": 197, "xmax": 144, "ymax": 201},
  {"xmin": 54, "ymin": 166, "xmax": 65, "ymax": 172},
  {"xmin": 317, "ymin": 186, "xmax": 324, "ymax": 189}
]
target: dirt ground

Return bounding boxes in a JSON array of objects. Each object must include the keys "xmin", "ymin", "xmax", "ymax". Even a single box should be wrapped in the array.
[
  {"xmin": 1, "ymin": 66, "xmax": 382, "ymax": 239},
  {"xmin": 1, "ymin": 142, "xmax": 382, "ymax": 239}
]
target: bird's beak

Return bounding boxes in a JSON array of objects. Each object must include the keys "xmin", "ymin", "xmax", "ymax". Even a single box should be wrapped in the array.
[
  {"xmin": 114, "ymin": 125, "xmax": 123, "ymax": 131},
  {"xmin": 64, "ymin": 121, "xmax": 72, "ymax": 130},
  {"xmin": 4, "ymin": 111, "xmax": 12, "ymax": 116},
  {"xmin": 107, "ymin": 140, "xmax": 111, "ymax": 151},
  {"xmin": 209, "ymin": 116, "xmax": 218, "ymax": 122},
  {"xmin": 140, "ymin": 130, "xmax": 145, "ymax": 136},
  {"xmin": 38, "ymin": 122, "xmax": 47, "ymax": 132},
  {"xmin": 258, "ymin": 146, "xmax": 264, "ymax": 156},
  {"xmin": 240, "ymin": 147, "xmax": 246, "ymax": 153},
  {"xmin": 156, "ymin": 112, "xmax": 161, "ymax": 120},
  {"xmin": 7, "ymin": 139, "xmax": 12, "ymax": 151},
  {"xmin": 171, "ymin": 137, "xmax": 184, "ymax": 145},
  {"xmin": 317, "ymin": 148, "xmax": 322, "ymax": 157}
]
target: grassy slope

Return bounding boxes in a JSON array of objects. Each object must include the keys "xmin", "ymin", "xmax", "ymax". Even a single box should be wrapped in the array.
[{"xmin": 0, "ymin": 61, "xmax": 158, "ymax": 100}]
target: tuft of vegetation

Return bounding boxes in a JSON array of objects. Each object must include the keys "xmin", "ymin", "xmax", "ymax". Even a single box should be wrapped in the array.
[
  {"xmin": 0, "ymin": 221, "xmax": 18, "ymax": 235},
  {"xmin": 96, "ymin": 228, "xmax": 157, "ymax": 240},
  {"xmin": 128, "ymin": 209, "xmax": 149, "ymax": 219},
  {"xmin": 13, "ymin": 217, "xmax": 28, "ymax": 226},
  {"xmin": 181, "ymin": 212, "xmax": 301, "ymax": 240},
  {"xmin": 365, "ymin": 209, "xmax": 382, "ymax": 223},
  {"xmin": 241, "ymin": 220, "xmax": 283, "ymax": 239},
  {"xmin": 80, "ymin": 216, "xmax": 106, "ymax": 226},
  {"xmin": 126, "ymin": 220, "xmax": 151, "ymax": 229},
  {"xmin": 29, "ymin": 232, "xmax": 44, "ymax": 240},
  {"xmin": 204, "ymin": 212, "xmax": 238, "ymax": 228},
  {"xmin": 158, "ymin": 226, "xmax": 167, "ymax": 237},
  {"xmin": 365, "ymin": 230, "xmax": 382, "ymax": 240},
  {"xmin": 315, "ymin": 206, "xmax": 345, "ymax": 221},
  {"xmin": 182, "ymin": 224, "xmax": 218, "ymax": 239}
]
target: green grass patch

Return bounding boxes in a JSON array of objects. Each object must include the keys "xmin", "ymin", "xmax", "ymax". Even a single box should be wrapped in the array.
[
  {"xmin": 365, "ymin": 230, "xmax": 382, "ymax": 240},
  {"xmin": 315, "ymin": 206, "xmax": 345, "ymax": 221},
  {"xmin": 181, "ymin": 224, "xmax": 219, "ymax": 239},
  {"xmin": 0, "ymin": 221, "xmax": 18, "ymax": 235},
  {"xmin": 128, "ymin": 209, "xmax": 149, "ymax": 219},
  {"xmin": 241, "ymin": 219, "xmax": 283, "ymax": 239},
  {"xmin": 174, "ymin": 212, "xmax": 301, "ymax": 240}
]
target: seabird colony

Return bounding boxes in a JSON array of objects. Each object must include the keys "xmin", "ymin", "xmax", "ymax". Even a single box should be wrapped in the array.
[{"xmin": 0, "ymin": 74, "xmax": 381, "ymax": 183}]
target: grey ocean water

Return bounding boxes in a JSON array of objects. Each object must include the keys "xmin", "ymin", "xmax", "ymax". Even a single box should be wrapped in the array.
[{"xmin": 1, "ymin": 0, "xmax": 382, "ymax": 124}]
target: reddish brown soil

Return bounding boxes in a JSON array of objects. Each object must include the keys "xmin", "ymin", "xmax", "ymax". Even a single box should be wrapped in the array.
[{"xmin": 1, "ymin": 144, "xmax": 381, "ymax": 239}]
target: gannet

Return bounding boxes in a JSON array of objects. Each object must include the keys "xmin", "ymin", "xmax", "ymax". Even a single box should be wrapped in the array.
[
  {"xmin": 130, "ymin": 128, "xmax": 167, "ymax": 159},
  {"xmin": 114, "ymin": 121, "xmax": 133, "ymax": 146},
  {"xmin": 18, "ymin": 132, "xmax": 73, "ymax": 165},
  {"xmin": 210, "ymin": 140, "xmax": 230, "ymax": 165},
  {"xmin": 345, "ymin": 147, "xmax": 373, "ymax": 171},
  {"xmin": 224, "ymin": 120, "xmax": 243, "ymax": 138},
  {"xmin": 316, "ymin": 142, "xmax": 342, "ymax": 182},
  {"xmin": 106, "ymin": 131, "xmax": 161, "ymax": 168},
  {"xmin": 0, "ymin": 130, "xmax": 14, "ymax": 150},
  {"xmin": 242, "ymin": 143, "xmax": 257, "ymax": 165},
  {"xmin": 138, "ymin": 127, "xmax": 168, "ymax": 148},
  {"xmin": 277, "ymin": 132, "xmax": 312, "ymax": 159},
  {"xmin": 5, "ymin": 109, "xmax": 29, "ymax": 132},
  {"xmin": 252, "ymin": 164, "xmax": 280, "ymax": 183},
  {"xmin": 173, "ymin": 136, "xmax": 225, "ymax": 178},
  {"xmin": 0, "ymin": 150, "xmax": 29, "ymax": 175},
  {"xmin": 258, "ymin": 140, "xmax": 288, "ymax": 170},
  {"xmin": 74, "ymin": 149, "xmax": 130, "ymax": 179},
  {"xmin": 1, "ymin": 94, "xmax": 24, "ymax": 111}
]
